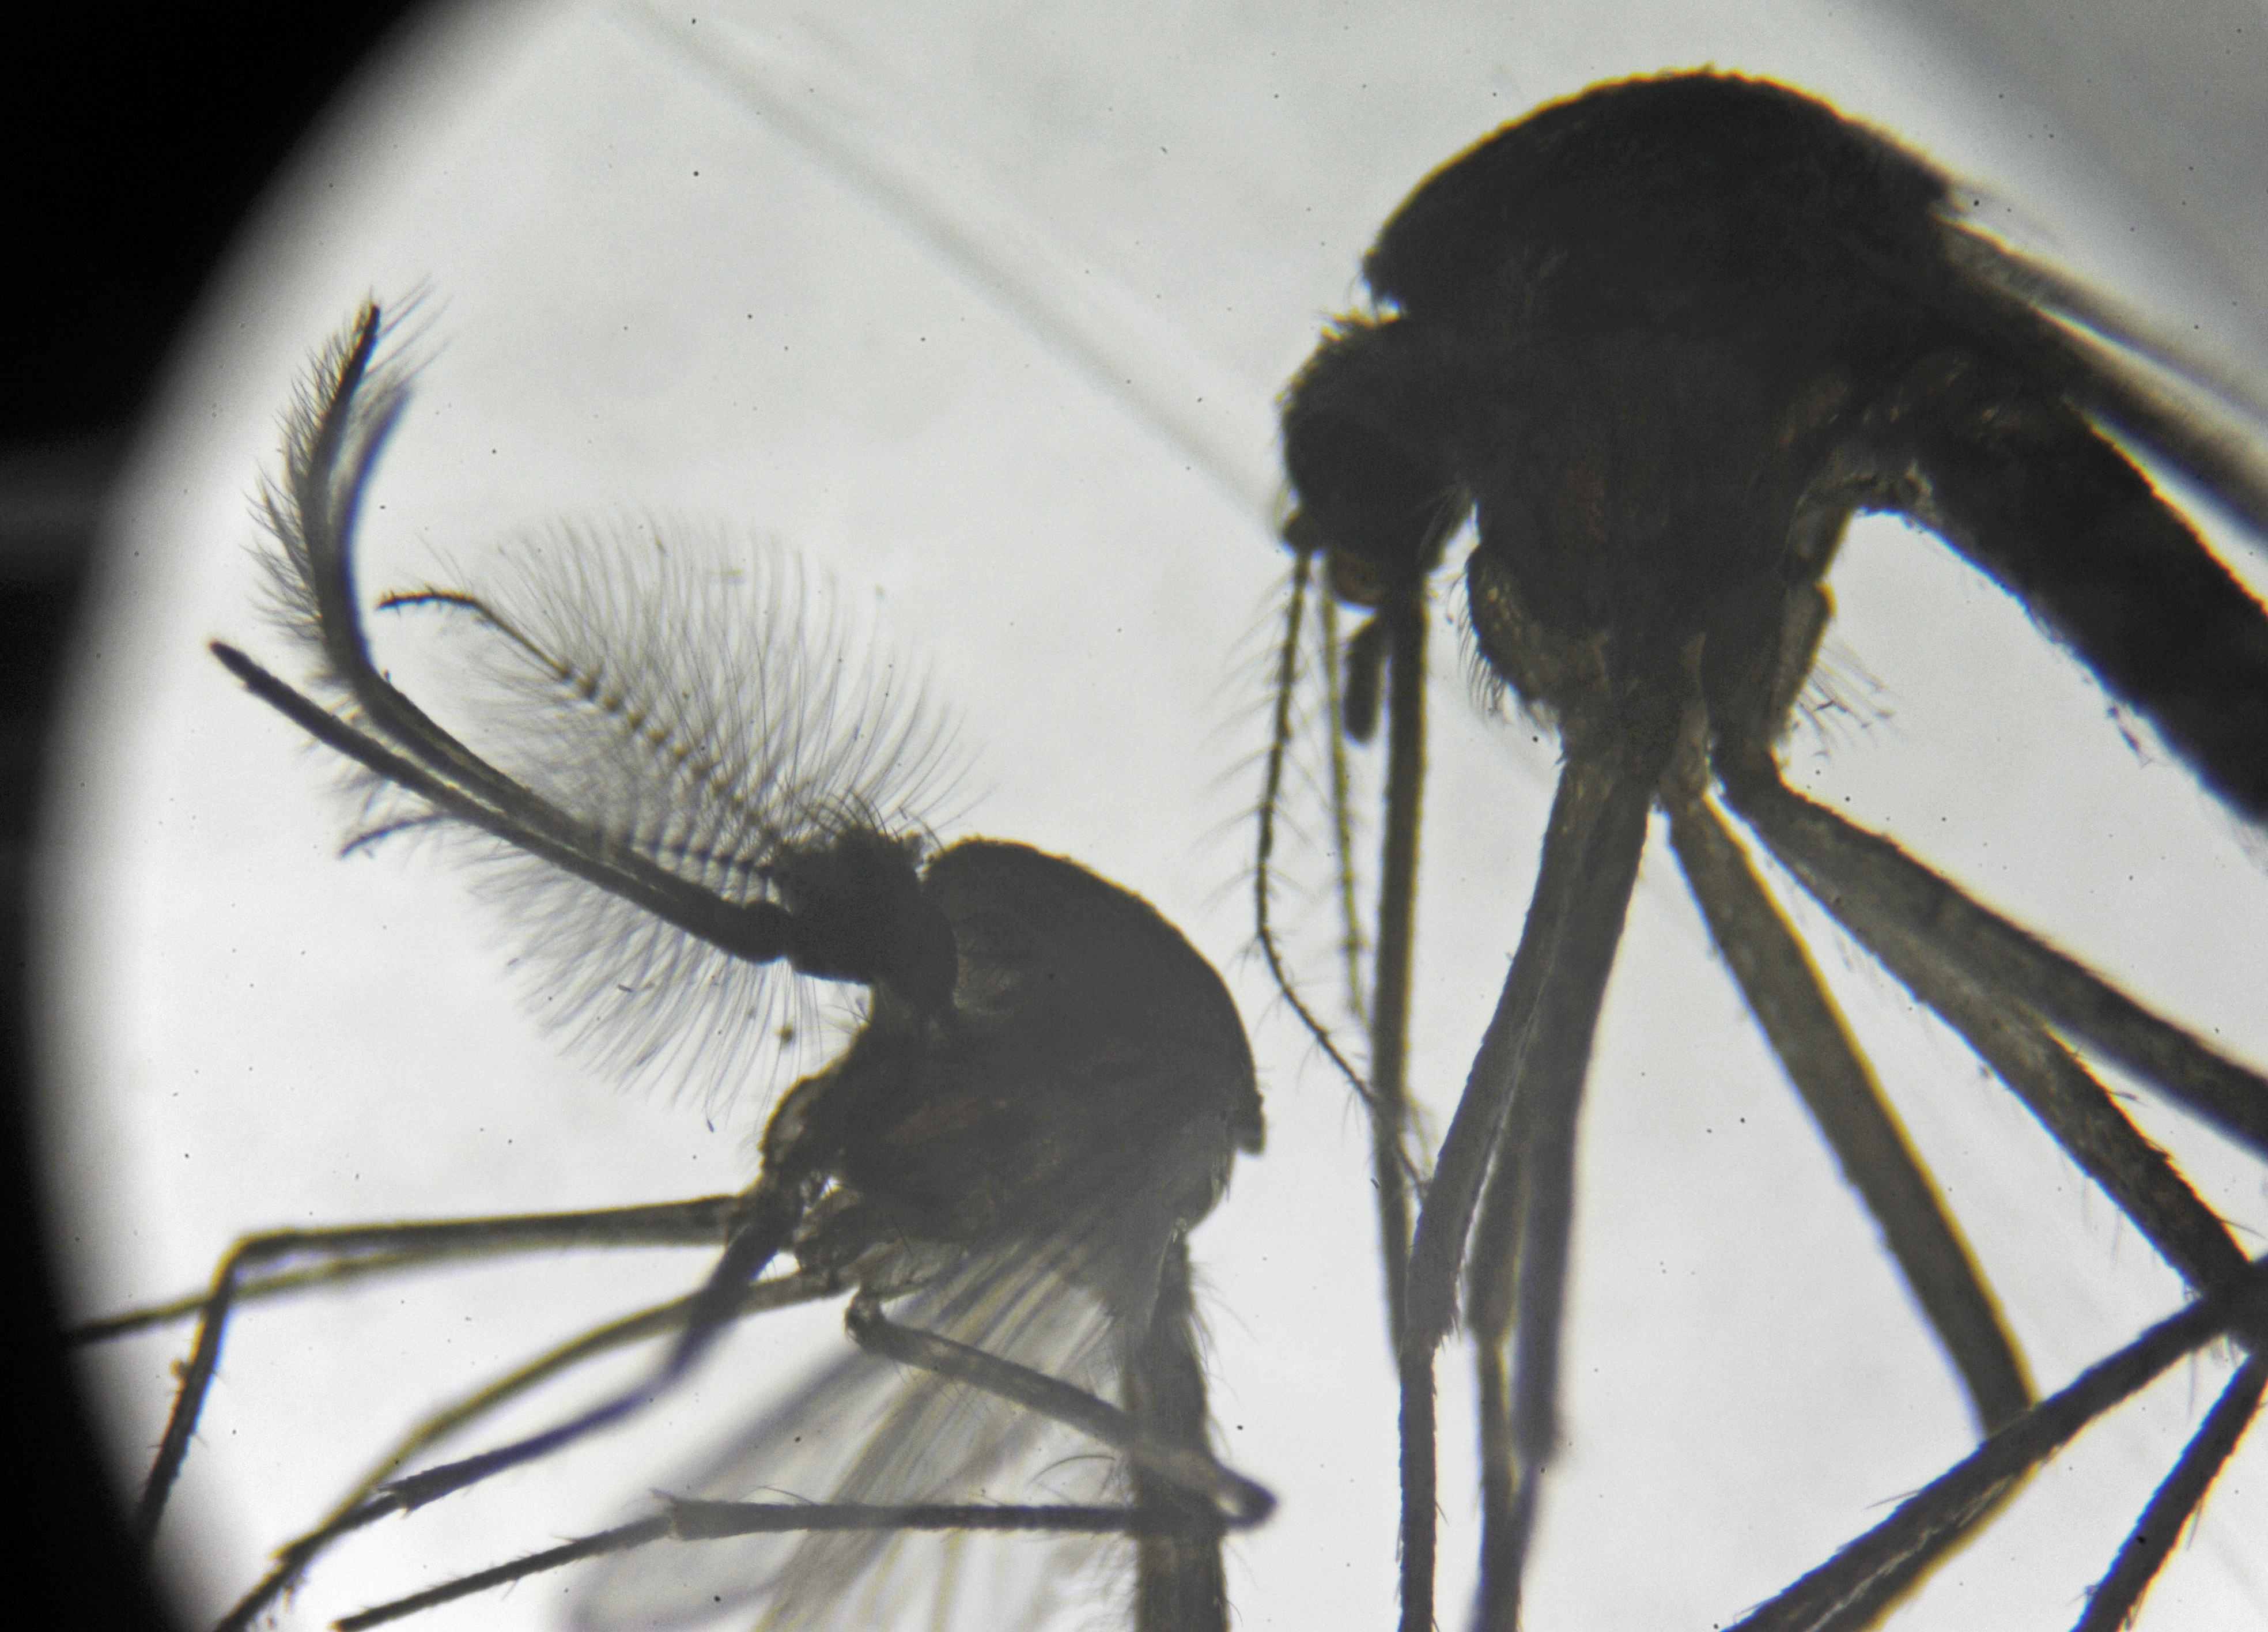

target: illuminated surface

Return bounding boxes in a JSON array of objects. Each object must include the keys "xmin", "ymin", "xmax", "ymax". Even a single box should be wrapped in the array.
[{"xmin": 40, "ymin": 3, "xmax": 2268, "ymax": 1628}]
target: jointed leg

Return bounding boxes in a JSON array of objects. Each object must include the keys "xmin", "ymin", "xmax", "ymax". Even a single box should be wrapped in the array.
[
  {"xmin": 211, "ymin": 1261, "xmax": 844, "ymax": 1632},
  {"xmin": 333, "ymin": 1270, "xmax": 1272, "ymax": 1632},
  {"xmin": 117, "ymin": 1195, "xmax": 738, "ymax": 1539},
  {"xmin": 1124, "ymin": 1241, "xmax": 1234, "ymax": 1632},
  {"xmin": 336, "ymin": 1495, "xmax": 1216, "ymax": 1631},
  {"xmin": 1665, "ymin": 787, "xmax": 2031, "ymax": 1431},
  {"xmin": 1727, "ymin": 1257, "xmax": 2268, "ymax": 1632},
  {"xmin": 1254, "ymin": 549, "xmax": 1373, "ymax": 1104},
  {"xmin": 1723, "ymin": 770, "xmax": 2268, "ymax": 1161},
  {"xmin": 1254, "ymin": 556, "xmax": 1426, "ymax": 1356},
  {"xmin": 1717, "ymin": 765, "xmax": 2268, "ymax": 1625},
  {"xmin": 1365, "ymin": 588, "xmax": 1429, "ymax": 1347},
  {"xmin": 2070, "ymin": 1355, "xmax": 2267, "ymax": 1632},
  {"xmin": 1721, "ymin": 772, "xmax": 2259, "ymax": 1321},
  {"xmin": 373, "ymin": 1178, "xmax": 805, "ymax": 1513},
  {"xmin": 1419, "ymin": 743, "xmax": 1658, "ymax": 1632}
]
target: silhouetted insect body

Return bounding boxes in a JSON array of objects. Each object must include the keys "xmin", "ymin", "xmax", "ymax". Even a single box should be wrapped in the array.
[
  {"xmin": 108, "ymin": 303, "xmax": 1269, "ymax": 1632},
  {"xmin": 1272, "ymin": 71, "xmax": 2268, "ymax": 1632}
]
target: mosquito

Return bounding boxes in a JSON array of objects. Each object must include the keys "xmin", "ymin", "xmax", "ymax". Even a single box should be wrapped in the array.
[
  {"xmin": 62, "ymin": 16, "xmax": 2268, "ymax": 1632},
  {"xmin": 81, "ymin": 301, "xmax": 1271, "ymax": 1632},
  {"xmin": 1260, "ymin": 71, "xmax": 2268, "ymax": 1632}
]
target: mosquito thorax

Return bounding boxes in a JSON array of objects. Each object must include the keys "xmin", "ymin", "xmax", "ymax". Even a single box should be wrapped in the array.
[{"xmin": 1362, "ymin": 74, "xmax": 1952, "ymax": 334}]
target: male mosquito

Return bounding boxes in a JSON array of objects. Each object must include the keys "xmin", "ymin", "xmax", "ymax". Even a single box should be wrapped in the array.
[
  {"xmin": 84, "ymin": 302, "xmax": 1271, "ymax": 1632},
  {"xmin": 1262, "ymin": 71, "xmax": 2268, "ymax": 1632}
]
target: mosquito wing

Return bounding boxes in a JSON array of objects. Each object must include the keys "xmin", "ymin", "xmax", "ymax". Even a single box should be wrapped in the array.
[
  {"xmin": 574, "ymin": 1232, "xmax": 1145, "ymax": 1632},
  {"xmin": 1933, "ymin": 214, "xmax": 2268, "ymax": 550}
]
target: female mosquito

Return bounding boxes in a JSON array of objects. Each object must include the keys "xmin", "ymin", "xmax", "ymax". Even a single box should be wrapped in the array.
[
  {"xmin": 1264, "ymin": 71, "xmax": 2268, "ymax": 1632},
  {"xmin": 90, "ymin": 301, "xmax": 1270, "ymax": 1632}
]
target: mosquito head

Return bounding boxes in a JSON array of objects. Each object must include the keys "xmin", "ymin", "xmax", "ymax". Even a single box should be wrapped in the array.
[
  {"xmin": 764, "ymin": 826, "xmax": 958, "ymax": 1014},
  {"xmin": 1279, "ymin": 318, "xmax": 1469, "ymax": 615}
]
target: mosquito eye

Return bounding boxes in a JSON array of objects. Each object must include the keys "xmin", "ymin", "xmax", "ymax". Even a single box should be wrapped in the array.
[
  {"xmin": 769, "ymin": 829, "xmax": 956, "ymax": 1009},
  {"xmin": 1282, "ymin": 408, "xmax": 1453, "ymax": 596},
  {"xmin": 1323, "ymin": 547, "xmax": 1392, "ymax": 611}
]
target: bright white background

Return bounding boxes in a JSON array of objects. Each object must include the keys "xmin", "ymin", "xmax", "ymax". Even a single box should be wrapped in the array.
[{"xmin": 37, "ymin": 2, "xmax": 2268, "ymax": 1630}]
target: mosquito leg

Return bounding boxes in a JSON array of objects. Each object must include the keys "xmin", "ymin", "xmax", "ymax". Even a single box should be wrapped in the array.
[
  {"xmin": 127, "ymin": 1196, "xmax": 737, "ymax": 1539},
  {"xmin": 1719, "ymin": 775, "xmax": 2261, "ymax": 1325},
  {"xmin": 1465, "ymin": 1159, "xmax": 1519, "ymax": 1632},
  {"xmin": 2069, "ymin": 1355, "xmax": 2267, "ymax": 1632},
  {"xmin": 1397, "ymin": 1347, "xmax": 1441, "ymax": 1632},
  {"xmin": 1124, "ymin": 1240, "xmax": 1230, "ymax": 1632},
  {"xmin": 331, "ymin": 1265, "xmax": 2268, "ymax": 1632},
  {"xmin": 1257, "ymin": 553, "xmax": 1421, "ymax": 1347},
  {"xmin": 74, "ymin": 1196, "xmax": 736, "ymax": 1346},
  {"xmin": 1461, "ymin": 838, "xmax": 1653, "ymax": 1630},
  {"xmin": 844, "ymin": 1289, "xmax": 1275, "ymax": 1528},
  {"xmin": 343, "ymin": 1267, "xmax": 844, "ymax": 1498},
  {"xmin": 1254, "ymin": 549, "xmax": 1369, "ymax": 1100},
  {"xmin": 1404, "ymin": 746, "xmax": 1660, "ymax": 1346},
  {"xmin": 1830, "ymin": 893, "xmax": 2252, "ymax": 1303},
  {"xmin": 335, "ymin": 1514, "xmax": 675, "ymax": 1631},
  {"xmin": 75, "ymin": 1251, "xmax": 540, "ymax": 1345},
  {"xmin": 327, "ymin": 1254, "xmax": 1260, "ymax": 1632},
  {"xmin": 1366, "ymin": 587, "xmax": 1428, "ymax": 1344},
  {"xmin": 373, "ymin": 1179, "xmax": 805, "ymax": 1514},
  {"xmin": 337, "ymin": 1490, "xmax": 1230, "ymax": 1632},
  {"xmin": 212, "ymin": 1264, "xmax": 845, "ymax": 1632},
  {"xmin": 1720, "ymin": 768, "xmax": 2268, "ymax": 1161},
  {"xmin": 1414, "ymin": 743, "xmax": 1658, "ymax": 1632},
  {"xmin": 1726, "ymin": 1256, "xmax": 2268, "ymax": 1632},
  {"xmin": 1317, "ymin": 591, "xmax": 1371, "ymax": 1027},
  {"xmin": 1664, "ymin": 788, "xmax": 2032, "ymax": 1431}
]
